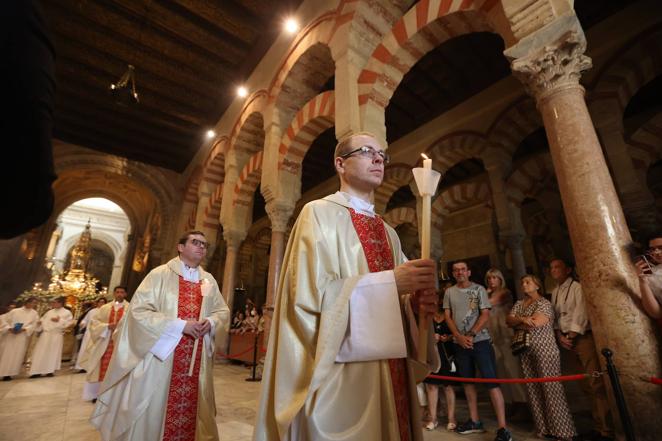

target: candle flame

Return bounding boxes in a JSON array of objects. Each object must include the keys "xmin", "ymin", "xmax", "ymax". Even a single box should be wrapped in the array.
[{"xmin": 421, "ymin": 153, "xmax": 429, "ymax": 160}]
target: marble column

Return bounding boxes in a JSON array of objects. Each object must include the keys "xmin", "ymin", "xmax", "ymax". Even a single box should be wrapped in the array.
[
  {"xmin": 506, "ymin": 18, "xmax": 662, "ymax": 439},
  {"xmin": 504, "ymin": 230, "xmax": 527, "ymax": 299},
  {"xmin": 263, "ymin": 201, "xmax": 294, "ymax": 347},
  {"xmin": 221, "ymin": 229, "xmax": 246, "ymax": 314},
  {"xmin": 484, "ymin": 154, "xmax": 528, "ymax": 296}
]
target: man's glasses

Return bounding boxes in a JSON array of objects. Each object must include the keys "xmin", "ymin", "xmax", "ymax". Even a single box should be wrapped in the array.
[
  {"xmin": 647, "ymin": 246, "xmax": 662, "ymax": 255},
  {"xmin": 189, "ymin": 238, "xmax": 209, "ymax": 249},
  {"xmin": 339, "ymin": 145, "xmax": 390, "ymax": 164}
]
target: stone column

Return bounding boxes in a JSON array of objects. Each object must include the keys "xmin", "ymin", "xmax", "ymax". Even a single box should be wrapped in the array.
[
  {"xmin": 221, "ymin": 229, "xmax": 246, "ymax": 314},
  {"xmin": 263, "ymin": 201, "xmax": 295, "ymax": 347},
  {"xmin": 484, "ymin": 154, "xmax": 528, "ymax": 296},
  {"xmin": 506, "ymin": 18, "xmax": 662, "ymax": 439}
]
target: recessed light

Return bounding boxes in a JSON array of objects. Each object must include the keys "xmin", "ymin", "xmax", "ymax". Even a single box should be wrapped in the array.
[
  {"xmin": 206, "ymin": 129, "xmax": 216, "ymax": 139},
  {"xmin": 284, "ymin": 18, "xmax": 299, "ymax": 34}
]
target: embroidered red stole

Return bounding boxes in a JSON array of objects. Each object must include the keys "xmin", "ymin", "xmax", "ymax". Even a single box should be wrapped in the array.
[
  {"xmin": 99, "ymin": 305, "xmax": 125, "ymax": 382},
  {"xmin": 163, "ymin": 277, "xmax": 203, "ymax": 441},
  {"xmin": 348, "ymin": 208, "xmax": 411, "ymax": 441}
]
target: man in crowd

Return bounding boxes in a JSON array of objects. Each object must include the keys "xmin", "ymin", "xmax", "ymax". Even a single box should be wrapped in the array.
[
  {"xmin": 549, "ymin": 258, "xmax": 613, "ymax": 441},
  {"xmin": 0, "ymin": 298, "xmax": 39, "ymax": 380},
  {"xmin": 444, "ymin": 261, "xmax": 511, "ymax": 441},
  {"xmin": 91, "ymin": 231, "xmax": 229, "ymax": 441},
  {"xmin": 255, "ymin": 132, "xmax": 440, "ymax": 441},
  {"xmin": 28, "ymin": 296, "xmax": 73, "ymax": 377},
  {"xmin": 79, "ymin": 287, "xmax": 129, "ymax": 401},
  {"xmin": 635, "ymin": 234, "xmax": 662, "ymax": 320}
]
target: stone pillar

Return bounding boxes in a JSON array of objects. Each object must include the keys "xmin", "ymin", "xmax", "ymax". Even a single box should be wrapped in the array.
[
  {"xmin": 506, "ymin": 18, "xmax": 662, "ymax": 439},
  {"xmin": 221, "ymin": 229, "xmax": 246, "ymax": 314},
  {"xmin": 504, "ymin": 230, "xmax": 527, "ymax": 299},
  {"xmin": 263, "ymin": 201, "xmax": 295, "ymax": 347},
  {"xmin": 484, "ymin": 153, "xmax": 529, "ymax": 295}
]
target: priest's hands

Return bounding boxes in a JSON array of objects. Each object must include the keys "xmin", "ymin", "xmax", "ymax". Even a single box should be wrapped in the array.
[
  {"xmin": 183, "ymin": 320, "xmax": 213, "ymax": 339},
  {"xmin": 412, "ymin": 289, "xmax": 438, "ymax": 316},
  {"xmin": 393, "ymin": 259, "xmax": 437, "ymax": 294}
]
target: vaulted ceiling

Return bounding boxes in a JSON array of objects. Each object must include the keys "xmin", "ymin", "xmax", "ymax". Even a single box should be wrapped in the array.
[{"xmin": 45, "ymin": 0, "xmax": 302, "ymax": 171}]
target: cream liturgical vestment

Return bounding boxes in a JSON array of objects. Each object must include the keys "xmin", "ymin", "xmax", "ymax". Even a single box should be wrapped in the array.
[
  {"xmin": 254, "ymin": 193, "xmax": 439, "ymax": 441},
  {"xmin": 0, "ymin": 306, "xmax": 39, "ymax": 376},
  {"xmin": 90, "ymin": 257, "xmax": 229, "ymax": 441},
  {"xmin": 29, "ymin": 307, "xmax": 74, "ymax": 375},
  {"xmin": 79, "ymin": 300, "xmax": 130, "ymax": 401}
]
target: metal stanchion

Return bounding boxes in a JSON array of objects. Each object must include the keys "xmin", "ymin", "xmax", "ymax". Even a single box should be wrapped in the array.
[
  {"xmin": 601, "ymin": 348, "xmax": 636, "ymax": 441},
  {"xmin": 245, "ymin": 331, "xmax": 261, "ymax": 382}
]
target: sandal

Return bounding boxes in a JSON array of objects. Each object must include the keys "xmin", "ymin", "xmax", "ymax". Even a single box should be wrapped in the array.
[
  {"xmin": 446, "ymin": 422, "xmax": 457, "ymax": 431},
  {"xmin": 425, "ymin": 421, "xmax": 438, "ymax": 431}
]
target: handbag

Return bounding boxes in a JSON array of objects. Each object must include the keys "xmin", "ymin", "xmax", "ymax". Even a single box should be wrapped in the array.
[{"xmin": 511, "ymin": 329, "xmax": 531, "ymax": 356}]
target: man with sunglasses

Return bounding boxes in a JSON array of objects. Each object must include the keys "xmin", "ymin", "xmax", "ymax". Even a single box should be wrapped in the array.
[
  {"xmin": 91, "ymin": 230, "xmax": 230, "ymax": 441},
  {"xmin": 256, "ymin": 132, "xmax": 440, "ymax": 441},
  {"xmin": 635, "ymin": 234, "xmax": 662, "ymax": 320}
]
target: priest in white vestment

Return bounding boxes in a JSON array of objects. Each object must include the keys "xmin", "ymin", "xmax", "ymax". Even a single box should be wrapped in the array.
[
  {"xmin": 28, "ymin": 297, "xmax": 73, "ymax": 377},
  {"xmin": 254, "ymin": 133, "xmax": 440, "ymax": 441},
  {"xmin": 91, "ymin": 230, "xmax": 230, "ymax": 441},
  {"xmin": 0, "ymin": 301, "xmax": 18, "ymax": 357},
  {"xmin": 79, "ymin": 288, "xmax": 129, "ymax": 401},
  {"xmin": 0, "ymin": 298, "xmax": 39, "ymax": 380},
  {"xmin": 74, "ymin": 297, "xmax": 108, "ymax": 371}
]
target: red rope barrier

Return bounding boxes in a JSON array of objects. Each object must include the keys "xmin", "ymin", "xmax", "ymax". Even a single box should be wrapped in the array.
[
  {"xmin": 216, "ymin": 345, "xmax": 256, "ymax": 359},
  {"xmin": 427, "ymin": 373, "xmax": 589, "ymax": 384},
  {"xmin": 650, "ymin": 377, "xmax": 662, "ymax": 385}
]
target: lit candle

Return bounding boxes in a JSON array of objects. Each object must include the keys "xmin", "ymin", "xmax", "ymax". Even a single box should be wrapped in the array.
[{"xmin": 412, "ymin": 153, "xmax": 441, "ymax": 363}]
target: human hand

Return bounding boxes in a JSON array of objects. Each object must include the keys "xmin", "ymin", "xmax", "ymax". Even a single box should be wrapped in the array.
[
  {"xmin": 635, "ymin": 259, "xmax": 653, "ymax": 279},
  {"xmin": 393, "ymin": 259, "xmax": 436, "ymax": 294},
  {"xmin": 456, "ymin": 334, "xmax": 473, "ymax": 349},
  {"xmin": 521, "ymin": 317, "xmax": 535, "ymax": 328},
  {"xmin": 412, "ymin": 288, "xmax": 438, "ymax": 317},
  {"xmin": 198, "ymin": 320, "xmax": 212, "ymax": 336},
  {"xmin": 558, "ymin": 333, "xmax": 574, "ymax": 350},
  {"xmin": 183, "ymin": 321, "xmax": 202, "ymax": 339},
  {"xmin": 51, "ymin": 316, "xmax": 60, "ymax": 322}
]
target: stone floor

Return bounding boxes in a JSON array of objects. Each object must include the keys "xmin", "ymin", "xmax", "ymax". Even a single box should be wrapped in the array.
[{"xmin": 0, "ymin": 360, "xmax": 594, "ymax": 441}]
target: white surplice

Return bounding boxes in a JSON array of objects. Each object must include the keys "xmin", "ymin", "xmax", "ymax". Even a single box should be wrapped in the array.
[
  {"xmin": 28, "ymin": 307, "xmax": 73, "ymax": 375},
  {"xmin": 74, "ymin": 307, "xmax": 100, "ymax": 370},
  {"xmin": 0, "ymin": 307, "xmax": 39, "ymax": 377}
]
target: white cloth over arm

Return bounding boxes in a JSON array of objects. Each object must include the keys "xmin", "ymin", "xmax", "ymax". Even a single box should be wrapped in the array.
[{"xmin": 336, "ymin": 270, "xmax": 406, "ymax": 362}]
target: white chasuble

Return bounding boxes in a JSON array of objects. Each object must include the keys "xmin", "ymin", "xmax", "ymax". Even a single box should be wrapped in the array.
[
  {"xmin": 254, "ymin": 193, "xmax": 439, "ymax": 441},
  {"xmin": 90, "ymin": 257, "xmax": 229, "ymax": 441}
]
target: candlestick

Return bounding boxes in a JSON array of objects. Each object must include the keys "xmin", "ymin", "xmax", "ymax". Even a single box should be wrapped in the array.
[{"xmin": 412, "ymin": 154, "xmax": 441, "ymax": 363}]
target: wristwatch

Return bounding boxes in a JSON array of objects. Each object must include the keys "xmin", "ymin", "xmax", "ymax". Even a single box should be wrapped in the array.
[{"xmin": 466, "ymin": 331, "xmax": 476, "ymax": 337}]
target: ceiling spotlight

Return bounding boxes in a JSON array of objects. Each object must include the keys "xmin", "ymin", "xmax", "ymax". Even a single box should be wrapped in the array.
[
  {"xmin": 109, "ymin": 64, "xmax": 139, "ymax": 105},
  {"xmin": 237, "ymin": 86, "xmax": 248, "ymax": 98},
  {"xmin": 284, "ymin": 18, "xmax": 299, "ymax": 34},
  {"xmin": 206, "ymin": 129, "xmax": 216, "ymax": 139}
]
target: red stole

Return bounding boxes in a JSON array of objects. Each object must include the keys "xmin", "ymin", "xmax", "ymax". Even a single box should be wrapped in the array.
[
  {"xmin": 99, "ymin": 305, "xmax": 125, "ymax": 382},
  {"xmin": 163, "ymin": 276, "xmax": 203, "ymax": 441},
  {"xmin": 348, "ymin": 208, "xmax": 411, "ymax": 441}
]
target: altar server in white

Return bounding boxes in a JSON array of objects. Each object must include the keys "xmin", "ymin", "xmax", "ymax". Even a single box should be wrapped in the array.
[
  {"xmin": 29, "ymin": 297, "xmax": 73, "ymax": 377},
  {"xmin": 0, "ymin": 298, "xmax": 39, "ymax": 380}
]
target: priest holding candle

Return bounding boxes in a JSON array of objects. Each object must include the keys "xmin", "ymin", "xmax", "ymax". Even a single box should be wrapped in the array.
[{"xmin": 255, "ymin": 132, "xmax": 440, "ymax": 441}]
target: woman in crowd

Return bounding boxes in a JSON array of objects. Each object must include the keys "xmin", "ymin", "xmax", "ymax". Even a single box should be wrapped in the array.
[
  {"xmin": 507, "ymin": 275, "xmax": 576, "ymax": 440},
  {"xmin": 485, "ymin": 268, "xmax": 529, "ymax": 420},
  {"xmin": 423, "ymin": 301, "xmax": 457, "ymax": 431}
]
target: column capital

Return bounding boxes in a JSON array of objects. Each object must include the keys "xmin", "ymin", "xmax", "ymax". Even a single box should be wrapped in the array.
[
  {"xmin": 265, "ymin": 200, "xmax": 295, "ymax": 233},
  {"xmin": 505, "ymin": 16, "xmax": 592, "ymax": 102},
  {"xmin": 223, "ymin": 229, "xmax": 246, "ymax": 250}
]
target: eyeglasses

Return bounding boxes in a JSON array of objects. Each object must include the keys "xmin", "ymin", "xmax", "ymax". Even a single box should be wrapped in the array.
[
  {"xmin": 189, "ymin": 238, "xmax": 209, "ymax": 249},
  {"xmin": 647, "ymin": 246, "xmax": 662, "ymax": 255},
  {"xmin": 339, "ymin": 145, "xmax": 390, "ymax": 164}
]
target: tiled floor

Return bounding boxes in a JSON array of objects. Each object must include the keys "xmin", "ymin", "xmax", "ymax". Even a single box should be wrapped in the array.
[{"xmin": 0, "ymin": 360, "xmax": 594, "ymax": 441}]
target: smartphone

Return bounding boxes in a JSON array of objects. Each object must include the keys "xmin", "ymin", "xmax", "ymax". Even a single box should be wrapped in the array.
[{"xmin": 637, "ymin": 254, "xmax": 654, "ymax": 275}]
